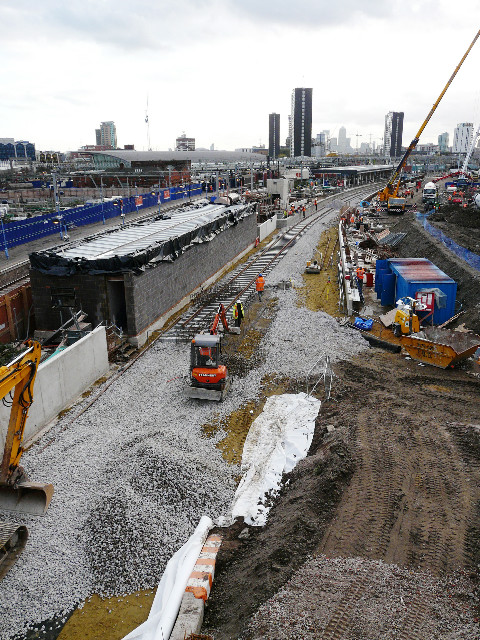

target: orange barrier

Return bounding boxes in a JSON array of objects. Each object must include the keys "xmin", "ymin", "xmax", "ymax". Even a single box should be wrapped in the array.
[{"xmin": 185, "ymin": 533, "xmax": 222, "ymax": 601}]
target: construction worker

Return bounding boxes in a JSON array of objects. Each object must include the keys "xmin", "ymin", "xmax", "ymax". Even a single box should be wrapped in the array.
[
  {"xmin": 302, "ymin": 205, "xmax": 306, "ymax": 219},
  {"xmin": 356, "ymin": 266, "xmax": 365, "ymax": 303},
  {"xmin": 255, "ymin": 273, "xmax": 265, "ymax": 301},
  {"xmin": 314, "ymin": 199, "xmax": 318, "ymax": 211},
  {"xmin": 232, "ymin": 301, "xmax": 244, "ymax": 327}
]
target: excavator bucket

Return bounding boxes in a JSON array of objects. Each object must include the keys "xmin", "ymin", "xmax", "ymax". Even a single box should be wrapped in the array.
[
  {"xmin": 0, "ymin": 481, "xmax": 54, "ymax": 516},
  {"xmin": 0, "ymin": 522, "xmax": 28, "ymax": 580}
]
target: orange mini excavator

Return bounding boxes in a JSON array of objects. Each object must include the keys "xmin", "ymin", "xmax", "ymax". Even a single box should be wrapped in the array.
[{"xmin": 186, "ymin": 303, "xmax": 240, "ymax": 401}]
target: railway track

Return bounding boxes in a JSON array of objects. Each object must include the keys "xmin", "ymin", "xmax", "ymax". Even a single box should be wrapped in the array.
[{"xmin": 159, "ymin": 188, "xmax": 372, "ymax": 342}]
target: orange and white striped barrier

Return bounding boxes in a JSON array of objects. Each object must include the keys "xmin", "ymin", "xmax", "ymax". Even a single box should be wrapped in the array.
[{"xmin": 185, "ymin": 533, "xmax": 222, "ymax": 601}]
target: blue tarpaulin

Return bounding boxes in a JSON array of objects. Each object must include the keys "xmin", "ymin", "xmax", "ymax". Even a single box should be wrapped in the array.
[{"xmin": 354, "ymin": 317, "xmax": 374, "ymax": 331}]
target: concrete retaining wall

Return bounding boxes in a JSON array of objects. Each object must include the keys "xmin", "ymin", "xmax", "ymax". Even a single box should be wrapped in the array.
[
  {"xmin": 257, "ymin": 216, "xmax": 276, "ymax": 241},
  {"xmin": 0, "ymin": 327, "xmax": 109, "ymax": 449}
]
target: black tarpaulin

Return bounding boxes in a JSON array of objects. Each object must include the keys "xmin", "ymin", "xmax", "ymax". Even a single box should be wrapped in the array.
[{"xmin": 29, "ymin": 206, "xmax": 252, "ymax": 275}]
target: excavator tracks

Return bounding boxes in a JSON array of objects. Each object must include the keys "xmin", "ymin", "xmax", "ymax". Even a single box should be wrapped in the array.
[{"xmin": 0, "ymin": 521, "xmax": 28, "ymax": 580}]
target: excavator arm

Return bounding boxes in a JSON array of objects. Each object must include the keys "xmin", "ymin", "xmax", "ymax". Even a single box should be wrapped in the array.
[
  {"xmin": 209, "ymin": 303, "xmax": 240, "ymax": 335},
  {"xmin": 0, "ymin": 340, "xmax": 53, "ymax": 580},
  {"xmin": 378, "ymin": 29, "xmax": 480, "ymax": 204},
  {"xmin": 0, "ymin": 341, "xmax": 53, "ymax": 515},
  {"xmin": 0, "ymin": 341, "xmax": 40, "ymax": 485}
]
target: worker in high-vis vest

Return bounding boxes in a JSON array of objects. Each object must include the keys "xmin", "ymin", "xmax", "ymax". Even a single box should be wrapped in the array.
[
  {"xmin": 356, "ymin": 267, "xmax": 365, "ymax": 302},
  {"xmin": 255, "ymin": 274, "xmax": 265, "ymax": 301},
  {"xmin": 232, "ymin": 301, "xmax": 245, "ymax": 328}
]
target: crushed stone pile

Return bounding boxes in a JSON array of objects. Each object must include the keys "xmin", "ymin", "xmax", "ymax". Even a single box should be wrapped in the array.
[{"xmin": 244, "ymin": 555, "xmax": 478, "ymax": 640}]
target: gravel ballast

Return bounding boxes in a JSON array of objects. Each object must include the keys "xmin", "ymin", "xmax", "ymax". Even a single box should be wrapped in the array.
[
  {"xmin": 244, "ymin": 555, "xmax": 478, "ymax": 639},
  {"xmin": 0, "ymin": 196, "xmax": 369, "ymax": 638}
]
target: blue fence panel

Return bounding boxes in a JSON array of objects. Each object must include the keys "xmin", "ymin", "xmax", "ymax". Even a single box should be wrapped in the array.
[
  {"xmin": 416, "ymin": 212, "xmax": 480, "ymax": 271},
  {"xmin": 0, "ymin": 184, "xmax": 203, "ymax": 252}
]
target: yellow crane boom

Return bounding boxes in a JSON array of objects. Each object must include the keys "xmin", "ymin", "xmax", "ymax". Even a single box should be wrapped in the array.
[{"xmin": 378, "ymin": 29, "xmax": 480, "ymax": 204}]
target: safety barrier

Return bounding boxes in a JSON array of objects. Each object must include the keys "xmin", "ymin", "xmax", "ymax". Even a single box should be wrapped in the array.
[
  {"xmin": 416, "ymin": 213, "xmax": 480, "ymax": 271},
  {"xmin": 0, "ymin": 184, "xmax": 203, "ymax": 251}
]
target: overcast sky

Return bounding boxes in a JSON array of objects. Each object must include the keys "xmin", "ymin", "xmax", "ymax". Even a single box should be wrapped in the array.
[{"xmin": 2, "ymin": 0, "xmax": 480, "ymax": 153}]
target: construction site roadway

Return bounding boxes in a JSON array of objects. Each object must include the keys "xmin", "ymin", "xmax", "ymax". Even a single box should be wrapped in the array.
[{"xmin": 1, "ymin": 184, "xmax": 479, "ymax": 640}]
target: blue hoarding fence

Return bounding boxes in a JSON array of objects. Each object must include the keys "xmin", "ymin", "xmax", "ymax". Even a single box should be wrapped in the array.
[
  {"xmin": 0, "ymin": 184, "xmax": 203, "ymax": 253},
  {"xmin": 416, "ymin": 213, "xmax": 480, "ymax": 272}
]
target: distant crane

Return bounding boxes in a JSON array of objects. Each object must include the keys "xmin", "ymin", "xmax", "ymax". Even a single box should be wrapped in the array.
[
  {"xmin": 377, "ymin": 29, "xmax": 480, "ymax": 207},
  {"xmin": 145, "ymin": 96, "xmax": 152, "ymax": 151},
  {"xmin": 355, "ymin": 133, "xmax": 362, "ymax": 153}
]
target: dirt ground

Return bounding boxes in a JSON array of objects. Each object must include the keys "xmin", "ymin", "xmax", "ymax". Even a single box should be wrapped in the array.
[
  {"xmin": 202, "ymin": 349, "xmax": 480, "ymax": 639},
  {"xmin": 201, "ymin": 210, "xmax": 480, "ymax": 639},
  {"xmin": 427, "ymin": 203, "xmax": 480, "ymax": 254}
]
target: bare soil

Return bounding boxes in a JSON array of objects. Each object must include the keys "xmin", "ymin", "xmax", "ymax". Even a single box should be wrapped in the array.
[
  {"xmin": 427, "ymin": 204, "xmax": 480, "ymax": 254},
  {"xmin": 201, "ymin": 211, "xmax": 480, "ymax": 639},
  {"xmin": 203, "ymin": 351, "xmax": 480, "ymax": 639}
]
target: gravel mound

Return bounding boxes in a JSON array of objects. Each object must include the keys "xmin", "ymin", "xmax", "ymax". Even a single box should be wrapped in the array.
[
  {"xmin": 244, "ymin": 555, "xmax": 478, "ymax": 639},
  {"xmin": 260, "ymin": 291, "xmax": 367, "ymax": 375},
  {"xmin": 0, "ymin": 201, "xmax": 368, "ymax": 638}
]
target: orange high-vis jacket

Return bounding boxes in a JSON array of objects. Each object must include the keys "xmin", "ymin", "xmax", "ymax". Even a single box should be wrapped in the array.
[
  {"xmin": 356, "ymin": 268, "xmax": 365, "ymax": 280},
  {"xmin": 256, "ymin": 276, "xmax": 265, "ymax": 291}
]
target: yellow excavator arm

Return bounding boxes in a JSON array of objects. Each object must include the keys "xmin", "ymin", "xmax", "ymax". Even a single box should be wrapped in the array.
[
  {"xmin": 378, "ymin": 29, "xmax": 480, "ymax": 204},
  {"xmin": 0, "ymin": 340, "xmax": 53, "ymax": 515},
  {"xmin": 0, "ymin": 341, "xmax": 41, "ymax": 484}
]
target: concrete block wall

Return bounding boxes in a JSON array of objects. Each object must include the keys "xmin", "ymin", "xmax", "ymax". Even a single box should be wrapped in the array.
[
  {"xmin": 30, "ymin": 211, "xmax": 257, "ymax": 343},
  {"xmin": 0, "ymin": 327, "xmax": 109, "ymax": 450},
  {"xmin": 126, "ymin": 211, "xmax": 257, "ymax": 340}
]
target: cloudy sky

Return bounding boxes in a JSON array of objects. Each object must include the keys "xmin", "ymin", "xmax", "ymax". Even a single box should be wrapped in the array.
[{"xmin": 2, "ymin": 0, "xmax": 480, "ymax": 152}]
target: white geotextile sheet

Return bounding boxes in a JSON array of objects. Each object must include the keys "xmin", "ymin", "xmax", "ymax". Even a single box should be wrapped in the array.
[
  {"xmin": 123, "ymin": 393, "xmax": 320, "ymax": 639},
  {"xmin": 122, "ymin": 515, "xmax": 213, "ymax": 640},
  {"xmin": 230, "ymin": 392, "xmax": 321, "ymax": 526}
]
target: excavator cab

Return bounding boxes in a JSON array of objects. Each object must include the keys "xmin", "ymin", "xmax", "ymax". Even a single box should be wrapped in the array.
[
  {"xmin": 185, "ymin": 303, "xmax": 238, "ymax": 401},
  {"xmin": 187, "ymin": 334, "xmax": 230, "ymax": 401}
]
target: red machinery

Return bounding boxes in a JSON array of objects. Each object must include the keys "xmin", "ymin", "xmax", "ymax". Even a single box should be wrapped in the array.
[{"xmin": 186, "ymin": 304, "xmax": 240, "ymax": 401}]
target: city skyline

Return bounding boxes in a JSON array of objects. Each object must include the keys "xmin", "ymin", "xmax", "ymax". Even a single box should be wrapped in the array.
[{"xmin": 1, "ymin": 1, "xmax": 479, "ymax": 153}]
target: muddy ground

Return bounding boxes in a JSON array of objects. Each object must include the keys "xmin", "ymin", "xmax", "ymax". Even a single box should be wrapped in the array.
[
  {"xmin": 201, "ymin": 209, "xmax": 480, "ymax": 639},
  {"xmin": 428, "ymin": 203, "xmax": 480, "ymax": 254}
]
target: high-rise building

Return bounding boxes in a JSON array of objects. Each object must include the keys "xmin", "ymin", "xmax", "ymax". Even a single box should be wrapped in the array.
[
  {"xmin": 268, "ymin": 113, "xmax": 280, "ymax": 159},
  {"xmin": 289, "ymin": 88, "xmax": 312, "ymax": 157},
  {"xmin": 175, "ymin": 133, "xmax": 195, "ymax": 151},
  {"xmin": 98, "ymin": 121, "xmax": 117, "ymax": 149},
  {"xmin": 384, "ymin": 111, "xmax": 404, "ymax": 158},
  {"xmin": 338, "ymin": 127, "xmax": 347, "ymax": 153},
  {"xmin": 95, "ymin": 129, "xmax": 101, "ymax": 146},
  {"xmin": 453, "ymin": 123, "xmax": 473, "ymax": 153},
  {"xmin": 438, "ymin": 132, "xmax": 449, "ymax": 153},
  {"xmin": 337, "ymin": 127, "xmax": 353, "ymax": 154}
]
